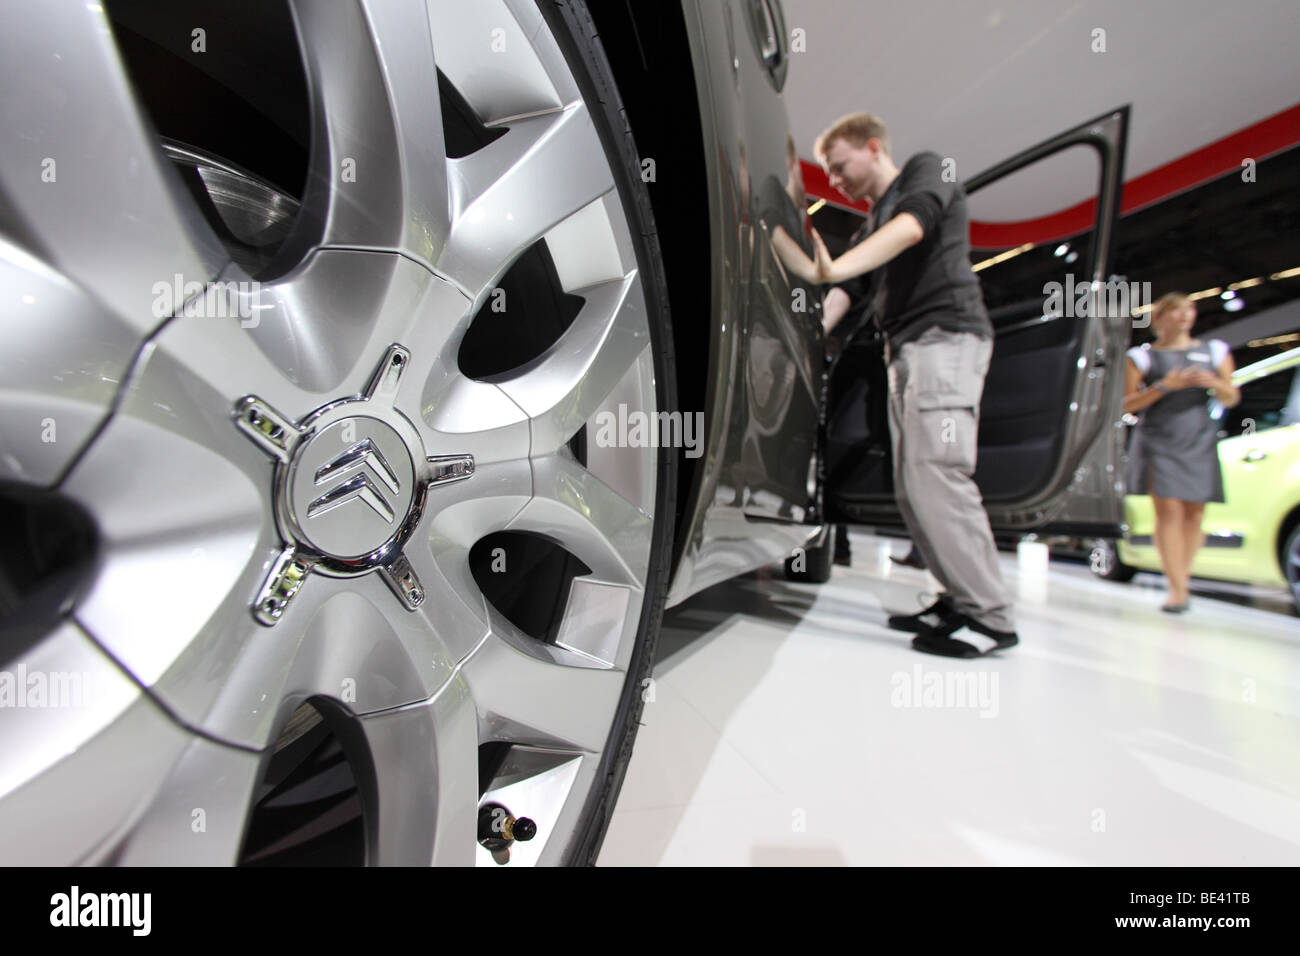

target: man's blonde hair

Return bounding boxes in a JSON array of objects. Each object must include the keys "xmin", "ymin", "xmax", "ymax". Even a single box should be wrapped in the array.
[{"xmin": 815, "ymin": 113, "xmax": 890, "ymax": 162}]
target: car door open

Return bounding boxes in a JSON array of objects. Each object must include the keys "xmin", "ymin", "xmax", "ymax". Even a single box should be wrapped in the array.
[{"xmin": 823, "ymin": 106, "xmax": 1132, "ymax": 537}]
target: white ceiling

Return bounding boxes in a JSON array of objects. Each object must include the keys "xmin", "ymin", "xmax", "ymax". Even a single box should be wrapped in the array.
[{"xmin": 782, "ymin": 0, "xmax": 1300, "ymax": 218}]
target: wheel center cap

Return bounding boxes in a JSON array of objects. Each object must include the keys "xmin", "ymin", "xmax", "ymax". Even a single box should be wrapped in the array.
[
  {"xmin": 231, "ymin": 344, "xmax": 474, "ymax": 626},
  {"xmin": 288, "ymin": 417, "xmax": 416, "ymax": 559}
]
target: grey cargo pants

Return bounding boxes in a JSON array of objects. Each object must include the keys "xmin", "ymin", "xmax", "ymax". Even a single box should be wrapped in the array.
[{"xmin": 886, "ymin": 326, "xmax": 1015, "ymax": 633}]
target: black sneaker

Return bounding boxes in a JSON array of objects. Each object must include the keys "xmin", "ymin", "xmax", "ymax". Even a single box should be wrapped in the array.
[
  {"xmin": 887, "ymin": 594, "xmax": 955, "ymax": 633},
  {"xmin": 911, "ymin": 613, "xmax": 1019, "ymax": 658}
]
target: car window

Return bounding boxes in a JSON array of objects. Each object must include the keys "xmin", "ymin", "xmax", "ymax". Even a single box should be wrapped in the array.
[{"xmin": 1218, "ymin": 366, "xmax": 1298, "ymax": 438}]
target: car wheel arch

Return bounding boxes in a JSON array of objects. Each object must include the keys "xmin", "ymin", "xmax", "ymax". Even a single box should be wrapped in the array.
[{"xmin": 582, "ymin": 0, "xmax": 717, "ymax": 577}]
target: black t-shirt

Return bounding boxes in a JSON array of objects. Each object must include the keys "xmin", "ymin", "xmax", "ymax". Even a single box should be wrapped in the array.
[{"xmin": 836, "ymin": 151, "xmax": 992, "ymax": 346}]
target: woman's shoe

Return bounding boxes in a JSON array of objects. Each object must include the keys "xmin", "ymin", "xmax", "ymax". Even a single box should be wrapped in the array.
[
  {"xmin": 890, "ymin": 546, "xmax": 927, "ymax": 570},
  {"xmin": 1160, "ymin": 602, "xmax": 1189, "ymax": 614}
]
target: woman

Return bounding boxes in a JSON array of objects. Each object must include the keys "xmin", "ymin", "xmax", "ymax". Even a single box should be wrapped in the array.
[{"xmin": 1123, "ymin": 292, "xmax": 1240, "ymax": 612}]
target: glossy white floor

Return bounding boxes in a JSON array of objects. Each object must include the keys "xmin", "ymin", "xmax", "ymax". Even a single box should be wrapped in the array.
[{"xmin": 598, "ymin": 532, "xmax": 1300, "ymax": 866}]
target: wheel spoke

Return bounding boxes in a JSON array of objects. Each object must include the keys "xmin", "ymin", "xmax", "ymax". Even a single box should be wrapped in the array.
[
  {"xmin": 0, "ymin": 239, "xmax": 145, "ymax": 485},
  {"xmin": 416, "ymin": 364, "xmax": 534, "ymax": 467},
  {"xmin": 286, "ymin": 0, "xmax": 450, "ymax": 265},
  {"xmin": 463, "ymin": 623, "xmax": 628, "ymax": 754},
  {"xmin": 428, "ymin": 0, "xmax": 572, "ymax": 125},
  {"xmin": 440, "ymin": 105, "xmax": 615, "ymax": 302},
  {"xmin": 496, "ymin": 274, "xmax": 651, "ymax": 457},
  {"xmin": 206, "ymin": 567, "xmax": 477, "ymax": 747},
  {"xmin": 410, "ymin": 456, "xmax": 533, "ymax": 665},
  {"xmin": 582, "ymin": 343, "xmax": 660, "ymax": 518},
  {"xmin": 357, "ymin": 683, "xmax": 479, "ymax": 866},
  {"xmin": 0, "ymin": 630, "xmax": 197, "ymax": 865},
  {"xmin": 396, "ymin": 549, "xmax": 493, "ymax": 670},
  {"xmin": 61, "ymin": 402, "xmax": 270, "ymax": 695},
  {"xmin": 223, "ymin": 249, "xmax": 469, "ymax": 399},
  {"xmin": 0, "ymin": 622, "xmax": 140, "ymax": 808},
  {"xmin": 0, "ymin": 3, "xmax": 226, "ymax": 332},
  {"xmin": 421, "ymin": 458, "xmax": 534, "ymax": 548},
  {"xmin": 512, "ymin": 454, "xmax": 652, "ymax": 590},
  {"xmin": 111, "ymin": 735, "xmax": 263, "ymax": 866}
]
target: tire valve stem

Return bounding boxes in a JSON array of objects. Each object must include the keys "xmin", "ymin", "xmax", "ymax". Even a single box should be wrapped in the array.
[{"xmin": 477, "ymin": 803, "xmax": 538, "ymax": 863}]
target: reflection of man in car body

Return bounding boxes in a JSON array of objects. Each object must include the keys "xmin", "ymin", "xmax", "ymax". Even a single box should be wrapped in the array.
[{"xmin": 772, "ymin": 113, "xmax": 1017, "ymax": 657}]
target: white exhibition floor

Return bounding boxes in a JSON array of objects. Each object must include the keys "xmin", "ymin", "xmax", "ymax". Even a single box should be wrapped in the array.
[{"xmin": 598, "ymin": 532, "xmax": 1300, "ymax": 866}]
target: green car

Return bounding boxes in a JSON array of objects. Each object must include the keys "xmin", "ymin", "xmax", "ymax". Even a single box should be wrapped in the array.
[{"xmin": 1090, "ymin": 346, "xmax": 1300, "ymax": 608}]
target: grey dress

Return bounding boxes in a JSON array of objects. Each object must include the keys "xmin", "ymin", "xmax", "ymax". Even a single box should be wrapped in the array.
[{"xmin": 1124, "ymin": 340, "xmax": 1227, "ymax": 503}]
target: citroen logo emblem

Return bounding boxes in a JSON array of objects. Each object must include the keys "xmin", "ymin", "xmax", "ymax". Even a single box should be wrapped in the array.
[
  {"xmin": 307, "ymin": 439, "xmax": 402, "ymax": 523},
  {"xmin": 231, "ymin": 344, "xmax": 475, "ymax": 626},
  {"xmin": 284, "ymin": 417, "xmax": 414, "ymax": 557}
]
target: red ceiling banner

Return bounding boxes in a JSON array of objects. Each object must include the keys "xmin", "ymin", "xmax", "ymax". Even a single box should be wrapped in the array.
[{"xmin": 799, "ymin": 103, "xmax": 1300, "ymax": 249}]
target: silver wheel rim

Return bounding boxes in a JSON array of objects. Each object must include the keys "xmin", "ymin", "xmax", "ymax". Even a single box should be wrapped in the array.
[
  {"xmin": 1, "ymin": 0, "xmax": 659, "ymax": 866},
  {"xmin": 1089, "ymin": 540, "xmax": 1114, "ymax": 576}
]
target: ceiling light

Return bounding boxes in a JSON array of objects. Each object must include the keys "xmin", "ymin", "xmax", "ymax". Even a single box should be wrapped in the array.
[
  {"xmin": 1054, "ymin": 244, "xmax": 1069, "ymax": 257},
  {"xmin": 972, "ymin": 243, "xmax": 1034, "ymax": 273},
  {"xmin": 1223, "ymin": 297, "xmax": 1245, "ymax": 312},
  {"xmin": 1271, "ymin": 266, "xmax": 1300, "ymax": 280},
  {"xmin": 1247, "ymin": 332, "xmax": 1300, "ymax": 347},
  {"xmin": 1220, "ymin": 290, "xmax": 1236, "ymax": 299}
]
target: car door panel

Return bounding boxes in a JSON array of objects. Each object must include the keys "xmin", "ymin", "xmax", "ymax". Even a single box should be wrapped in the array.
[{"xmin": 663, "ymin": 0, "xmax": 823, "ymax": 605}]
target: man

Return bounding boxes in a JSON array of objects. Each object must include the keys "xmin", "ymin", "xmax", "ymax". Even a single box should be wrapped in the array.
[{"xmin": 772, "ymin": 113, "xmax": 1015, "ymax": 658}]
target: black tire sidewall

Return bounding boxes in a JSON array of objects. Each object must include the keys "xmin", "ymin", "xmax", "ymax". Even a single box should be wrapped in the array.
[
  {"xmin": 1285, "ymin": 524, "xmax": 1300, "ymax": 611},
  {"xmin": 785, "ymin": 527, "xmax": 835, "ymax": 583},
  {"xmin": 537, "ymin": 0, "xmax": 679, "ymax": 866}
]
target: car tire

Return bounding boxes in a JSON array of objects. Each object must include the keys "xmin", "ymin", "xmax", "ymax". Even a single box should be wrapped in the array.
[
  {"xmin": 539, "ymin": 0, "xmax": 678, "ymax": 866},
  {"xmin": 1282, "ymin": 523, "xmax": 1300, "ymax": 613},
  {"xmin": 784, "ymin": 526, "xmax": 836, "ymax": 584},
  {"xmin": 1089, "ymin": 538, "xmax": 1137, "ymax": 582}
]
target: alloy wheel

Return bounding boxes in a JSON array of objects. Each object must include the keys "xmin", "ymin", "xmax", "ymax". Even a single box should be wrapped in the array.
[{"xmin": 0, "ymin": 0, "xmax": 672, "ymax": 865}]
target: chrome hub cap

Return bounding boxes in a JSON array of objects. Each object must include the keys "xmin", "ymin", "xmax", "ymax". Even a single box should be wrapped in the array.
[{"xmin": 234, "ymin": 344, "xmax": 475, "ymax": 624}]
